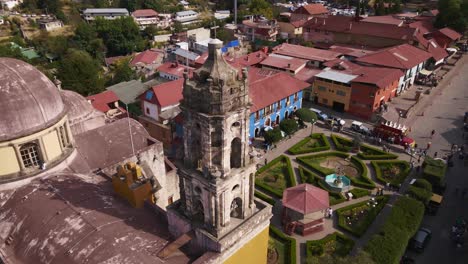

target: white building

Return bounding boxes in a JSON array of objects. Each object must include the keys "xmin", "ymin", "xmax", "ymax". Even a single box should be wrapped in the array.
[
  {"xmin": 214, "ymin": 10, "xmax": 230, "ymax": 20},
  {"xmin": 175, "ymin": 10, "xmax": 199, "ymax": 25},
  {"xmin": 38, "ymin": 19, "xmax": 64, "ymax": 32},
  {"xmin": 82, "ymin": 8, "xmax": 129, "ymax": 22},
  {"xmin": 132, "ymin": 9, "xmax": 172, "ymax": 29},
  {"xmin": 1, "ymin": 0, "xmax": 21, "ymax": 9}
]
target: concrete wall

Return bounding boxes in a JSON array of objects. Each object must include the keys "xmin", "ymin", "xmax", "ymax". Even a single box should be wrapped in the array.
[
  {"xmin": 42, "ymin": 130, "xmax": 62, "ymax": 161},
  {"xmin": 143, "ymin": 101, "xmax": 159, "ymax": 121},
  {"xmin": 223, "ymin": 226, "xmax": 269, "ymax": 264},
  {"xmin": 349, "ymin": 79, "xmax": 399, "ymax": 119},
  {"xmin": 249, "ymin": 91, "xmax": 303, "ymax": 138},
  {"xmin": 0, "ymin": 147, "xmax": 20, "ymax": 175}
]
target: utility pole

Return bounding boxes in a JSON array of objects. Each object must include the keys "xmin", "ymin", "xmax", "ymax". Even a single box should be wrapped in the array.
[
  {"xmin": 234, "ymin": 0, "xmax": 237, "ymax": 24},
  {"xmin": 210, "ymin": 21, "xmax": 219, "ymax": 39}
]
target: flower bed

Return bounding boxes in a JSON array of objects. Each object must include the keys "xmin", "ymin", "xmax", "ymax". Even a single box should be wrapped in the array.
[
  {"xmin": 298, "ymin": 166, "xmax": 346, "ymax": 205},
  {"xmin": 357, "ymin": 144, "xmax": 398, "ymax": 160},
  {"xmin": 330, "ymin": 134, "xmax": 354, "ymax": 152},
  {"xmin": 371, "ymin": 160, "xmax": 411, "ymax": 187},
  {"xmin": 256, "ymin": 155, "xmax": 296, "ymax": 198},
  {"xmin": 288, "ymin": 133, "xmax": 331, "ymax": 155},
  {"xmin": 337, "ymin": 195, "xmax": 390, "ymax": 237},
  {"xmin": 365, "ymin": 197, "xmax": 425, "ymax": 264},
  {"xmin": 269, "ymin": 225, "xmax": 296, "ymax": 264},
  {"xmin": 306, "ymin": 232, "xmax": 355, "ymax": 259}
]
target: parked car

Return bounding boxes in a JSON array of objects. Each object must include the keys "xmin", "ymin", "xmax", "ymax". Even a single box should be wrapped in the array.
[
  {"xmin": 409, "ymin": 227, "xmax": 432, "ymax": 252},
  {"xmin": 350, "ymin": 121, "xmax": 371, "ymax": 135},
  {"xmin": 309, "ymin": 108, "xmax": 328, "ymax": 121},
  {"xmin": 328, "ymin": 116, "xmax": 346, "ymax": 126}
]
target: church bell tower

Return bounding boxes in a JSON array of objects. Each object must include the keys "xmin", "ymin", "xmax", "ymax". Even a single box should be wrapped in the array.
[{"xmin": 167, "ymin": 39, "xmax": 272, "ymax": 263}]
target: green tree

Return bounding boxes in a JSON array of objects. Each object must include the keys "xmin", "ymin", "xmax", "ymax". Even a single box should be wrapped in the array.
[
  {"xmin": 295, "ymin": 108, "xmax": 318, "ymax": 133},
  {"xmin": 108, "ymin": 58, "xmax": 137, "ymax": 85},
  {"xmin": 280, "ymin": 119, "xmax": 298, "ymax": 135},
  {"xmin": 435, "ymin": 0, "xmax": 467, "ymax": 33},
  {"xmin": 0, "ymin": 44, "xmax": 26, "ymax": 60},
  {"xmin": 72, "ymin": 22, "xmax": 107, "ymax": 59},
  {"xmin": 264, "ymin": 128, "xmax": 283, "ymax": 144},
  {"xmin": 307, "ymin": 249, "xmax": 375, "ymax": 264},
  {"xmin": 249, "ymin": 0, "xmax": 273, "ymax": 19},
  {"xmin": 57, "ymin": 49, "xmax": 104, "ymax": 96}
]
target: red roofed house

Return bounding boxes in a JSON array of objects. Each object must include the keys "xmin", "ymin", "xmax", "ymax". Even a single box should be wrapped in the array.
[
  {"xmin": 356, "ymin": 44, "xmax": 431, "ymax": 94},
  {"xmin": 290, "ymin": 4, "xmax": 329, "ymax": 22},
  {"xmin": 260, "ymin": 54, "xmax": 308, "ymax": 75},
  {"xmin": 282, "ymin": 183, "xmax": 329, "ymax": 236},
  {"xmin": 132, "ymin": 9, "xmax": 159, "ymax": 29},
  {"xmin": 157, "ymin": 61, "xmax": 194, "ymax": 81},
  {"xmin": 302, "ymin": 16, "xmax": 418, "ymax": 49},
  {"xmin": 278, "ymin": 19, "xmax": 307, "ymax": 41},
  {"xmin": 130, "ymin": 49, "xmax": 162, "ymax": 78},
  {"xmin": 86, "ymin": 90, "xmax": 127, "ymax": 119},
  {"xmin": 272, "ymin": 43, "xmax": 342, "ymax": 68},
  {"xmin": 241, "ymin": 17, "xmax": 279, "ymax": 42},
  {"xmin": 224, "ymin": 49, "xmax": 268, "ymax": 68},
  {"xmin": 138, "ymin": 79, "xmax": 184, "ymax": 149},
  {"xmin": 431, "ymin": 27, "xmax": 462, "ymax": 48}
]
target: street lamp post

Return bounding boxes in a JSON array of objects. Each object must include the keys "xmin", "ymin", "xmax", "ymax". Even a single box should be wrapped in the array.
[
  {"xmin": 311, "ymin": 119, "xmax": 316, "ymax": 134},
  {"xmin": 397, "ymin": 111, "xmax": 403, "ymax": 124}
]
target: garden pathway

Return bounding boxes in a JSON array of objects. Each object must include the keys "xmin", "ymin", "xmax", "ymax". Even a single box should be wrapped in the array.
[{"xmin": 256, "ymin": 123, "xmax": 421, "ymax": 263}]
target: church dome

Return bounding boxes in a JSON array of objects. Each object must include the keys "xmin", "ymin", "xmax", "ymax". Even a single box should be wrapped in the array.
[{"xmin": 0, "ymin": 58, "xmax": 65, "ymax": 141}]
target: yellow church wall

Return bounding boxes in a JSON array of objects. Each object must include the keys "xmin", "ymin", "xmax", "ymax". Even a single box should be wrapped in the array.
[
  {"xmin": 42, "ymin": 131, "xmax": 62, "ymax": 161},
  {"xmin": 0, "ymin": 146, "xmax": 20, "ymax": 175},
  {"xmin": 224, "ymin": 226, "xmax": 270, "ymax": 264}
]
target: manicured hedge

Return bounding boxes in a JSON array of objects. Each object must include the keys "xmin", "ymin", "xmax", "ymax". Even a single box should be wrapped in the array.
[
  {"xmin": 254, "ymin": 191, "xmax": 275, "ymax": 205},
  {"xmin": 256, "ymin": 155, "xmax": 296, "ymax": 198},
  {"xmin": 350, "ymin": 188, "xmax": 371, "ymax": 198},
  {"xmin": 330, "ymin": 134, "xmax": 354, "ymax": 152},
  {"xmin": 371, "ymin": 160, "xmax": 411, "ymax": 187},
  {"xmin": 269, "ymin": 225, "xmax": 297, "ymax": 264},
  {"xmin": 298, "ymin": 166, "xmax": 346, "ymax": 205},
  {"xmin": 422, "ymin": 157, "xmax": 447, "ymax": 187},
  {"xmin": 365, "ymin": 197, "xmax": 425, "ymax": 264},
  {"xmin": 406, "ymin": 179, "xmax": 433, "ymax": 204},
  {"xmin": 357, "ymin": 144, "xmax": 398, "ymax": 160},
  {"xmin": 336, "ymin": 195, "xmax": 390, "ymax": 237},
  {"xmin": 296, "ymin": 151, "xmax": 349, "ymax": 176},
  {"xmin": 288, "ymin": 133, "xmax": 331, "ymax": 155},
  {"xmin": 306, "ymin": 232, "xmax": 355, "ymax": 258},
  {"xmin": 349, "ymin": 156, "xmax": 375, "ymax": 189}
]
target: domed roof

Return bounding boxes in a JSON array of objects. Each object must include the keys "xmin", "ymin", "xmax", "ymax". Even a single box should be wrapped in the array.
[
  {"xmin": 0, "ymin": 58, "xmax": 65, "ymax": 141},
  {"xmin": 60, "ymin": 90, "xmax": 97, "ymax": 124}
]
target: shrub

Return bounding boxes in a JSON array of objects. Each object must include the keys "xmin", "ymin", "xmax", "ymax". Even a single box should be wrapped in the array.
[
  {"xmin": 296, "ymin": 151, "xmax": 349, "ymax": 176},
  {"xmin": 264, "ymin": 127, "xmax": 283, "ymax": 144},
  {"xmin": 254, "ymin": 191, "xmax": 275, "ymax": 205},
  {"xmin": 295, "ymin": 108, "xmax": 318, "ymax": 123},
  {"xmin": 349, "ymin": 156, "xmax": 375, "ymax": 189},
  {"xmin": 256, "ymin": 155, "xmax": 296, "ymax": 198},
  {"xmin": 288, "ymin": 133, "xmax": 331, "ymax": 154},
  {"xmin": 371, "ymin": 160, "xmax": 411, "ymax": 187},
  {"xmin": 407, "ymin": 185, "xmax": 432, "ymax": 204},
  {"xmin": 365, "ymin": 197, "xmax": 425, "ymax": 264},
  {"xmin": 336, "ymin": 195, "xmax": 390, "ymax": 237},
  {"xmin": 269, "ymin": 225, "xmax": 296, "ymax": 264},
  {"xmin": 330, "ymin": 134, "xmax": 354, "ymax": 152},
  {"xmin": 350, "ymin": 188, "xmax": 371, "ymax": 198},
  {"xmin": 298, "ymin": 167, "xmax": 346, "ymax": 205},
  {"xmin": 413, "ymin": 179, "xmax": 432, "ymax": 192},
  {"xmin": 357, "ymin": 144, "xmax": 398, "ymax": 160},
  {"xmin": 422, "ymin": 156, "xmax": 447, "ymax": 187},
  {"xmin": 280, "ymin": 119, "xmax": 298, "ymax": 135},
  {"xmin": 306, "ymin": 232, "xmax": 355, "ymax": 258}
]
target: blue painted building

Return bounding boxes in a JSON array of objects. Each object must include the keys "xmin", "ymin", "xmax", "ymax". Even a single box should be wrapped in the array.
[{"xmin": 248, "ymin": 71, "xmax": 310, "ymax": 138}]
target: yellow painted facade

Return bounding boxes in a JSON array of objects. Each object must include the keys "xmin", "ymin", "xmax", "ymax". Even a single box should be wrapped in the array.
[
  {"xmin": 224, "ymin": 227, "xmax": 270, "ymax": 264},
  {"xmin": 112, "ymin": 162, "xmax": 154, "ymax": 208},
  {"xmin": 0, "ymin": 115, "xmax": 72, "ymax": 178},
  {"xmin": 313, "ymin": 79, "xmax": 352, "ymax": 111}
]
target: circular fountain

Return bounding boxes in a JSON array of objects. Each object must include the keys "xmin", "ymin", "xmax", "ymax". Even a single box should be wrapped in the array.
[{"xmin": 325, "ymin": 174, "xmax": 351, "ymax": 193}]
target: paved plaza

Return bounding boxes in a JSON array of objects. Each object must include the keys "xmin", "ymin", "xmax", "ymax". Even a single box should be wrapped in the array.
[{"xmin": 256, "ymin": 53, "xmax": 468, "ymax": 263}]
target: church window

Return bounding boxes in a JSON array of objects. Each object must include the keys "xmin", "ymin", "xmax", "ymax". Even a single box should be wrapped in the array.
[
  {"xmin": 230, "ymin": 197, "xmax": 243, "ymax": 219},
  {"xmin": 146, "ymin": 107, "xmax": 150, "ymax": 115},
  {"xmin": 232, "ymin": 184, "xmax": 240, "ymax": 192},
  {"xmin": 59, "ymin": 126, "xmax": 68, "ymax": 147},
  {"xmin": 20, "ymin": 142, "xmax": 41, "ymax": 168},
  {"xmin": 230, "ymin": 137, "xmax": 242, "ymax": 169}
]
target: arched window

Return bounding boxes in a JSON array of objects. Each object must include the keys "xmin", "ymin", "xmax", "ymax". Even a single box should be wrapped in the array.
[
  {"xmin": 193, "ymin": 199, "xmax": 204, "ymax": 222},
  {"xmin": 230, "ymin": 197, "xmax": 243, "ymax": 219},
  {"xmin": 20, "ymin": 142, "xmax": 41, "ymax": 168},
  {"xmin": 230, "ymin": 138, "xmax": 242, "ymax": 168},
  {"xmin": 59, "ymin": 126, "xmax": 69, "ymax": 148},
  {"xmin": 232, "ymin": 184, "xmax": 240, "ymax": 192}
]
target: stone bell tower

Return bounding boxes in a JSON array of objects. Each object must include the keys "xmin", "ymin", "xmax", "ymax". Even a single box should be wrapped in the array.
[{"xmin": 167, "ymin": 39, "xmax": 272, "ymax": 262}]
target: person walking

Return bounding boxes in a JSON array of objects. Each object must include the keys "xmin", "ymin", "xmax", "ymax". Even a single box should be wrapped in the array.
[
  {"xmin": 434, "ymin": 151, "xmax": 438, "ymax": 158},
  {"xmin": 431, "ymin": 129, "xmax": 436, "ymax": 138},
  {"xmin": 427, "ymin": 142, "xmax": 432, "ymax": 150}
]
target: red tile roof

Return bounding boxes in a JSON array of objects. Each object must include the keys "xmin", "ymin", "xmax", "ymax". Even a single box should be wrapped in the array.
[
  {"xmin": 132, "ymin": 9, "xmax": 158, "ymax": 17},
  {"xmin": 157, "ymin": 62, "xmax": 194, "ymax": 78},
  {"xmin": 304, "ymin": 16, "xmax": 417, "ymax": 41},
  {"xmin": 272, "ymin": 43, "xmax": 342, "ymax": 62},
  {"xmin": 194, "ymin": 52, "xmax": 208, "ymax": 65},
  {"xmin": 290, "ymin": 19, "xmax": 307, "ymax": 28},
  {"xmin": 130, "ymin": 50, "xmax": 159, "ymax": 66},
  {"xmin": 294, "ymin": 67, "xmax": 322, "ymax": 83},
  {"xmin": 283, "ymin": 183, "xmax": 329, "ymax": 214},
  {"xmin": 225, "ymin": 50, "xmax": 268, "ymax": 67},
  {"xmin": 260, "ymin": 54, "xmax": 308, "ymax": 72},
  {"xmin": 426, "ymin": 39, "xmax": 449, "ymax": 61},
  {"xmin": 250, "ymin": 71, "xmax": 310, "ymax": 112},
  {"xmin": 86, "ymin": 90, "xmax": 120, "ymax": 112},
  {"xmin": 147, "ymin": 79, "xmax": 184, "ymax": 108},
  {"xmin": 408, "ymin": 20, "xmax": 434, "ymax": 34},
  {"xmin": 329, "ymin": 44, "xmax": 381, "ymax": 58},
  {"xmin": 437, "ymin": 27, "xmax": 462, "ymax": 41},
  {"xmin": 293, "ymin": 4, "xmax": 329, "ymax": 16},
  {"xmin": 361, "ymin": 15, "xmax": 403, "ymax": 26},
  {"xmin": 356, "ymin": 44, "xmax": 431, "ymax": 70}
]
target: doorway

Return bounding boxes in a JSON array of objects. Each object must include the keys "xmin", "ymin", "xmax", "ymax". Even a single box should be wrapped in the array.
[{"xmin": 332, "ymin": 101, "xmax": 345, "ymax": 112}]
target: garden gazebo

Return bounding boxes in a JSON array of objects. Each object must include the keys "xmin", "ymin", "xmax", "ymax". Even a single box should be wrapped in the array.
[{"xmin": 282, "ymin": 183, "xmax": 329, "ymax": 236}]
